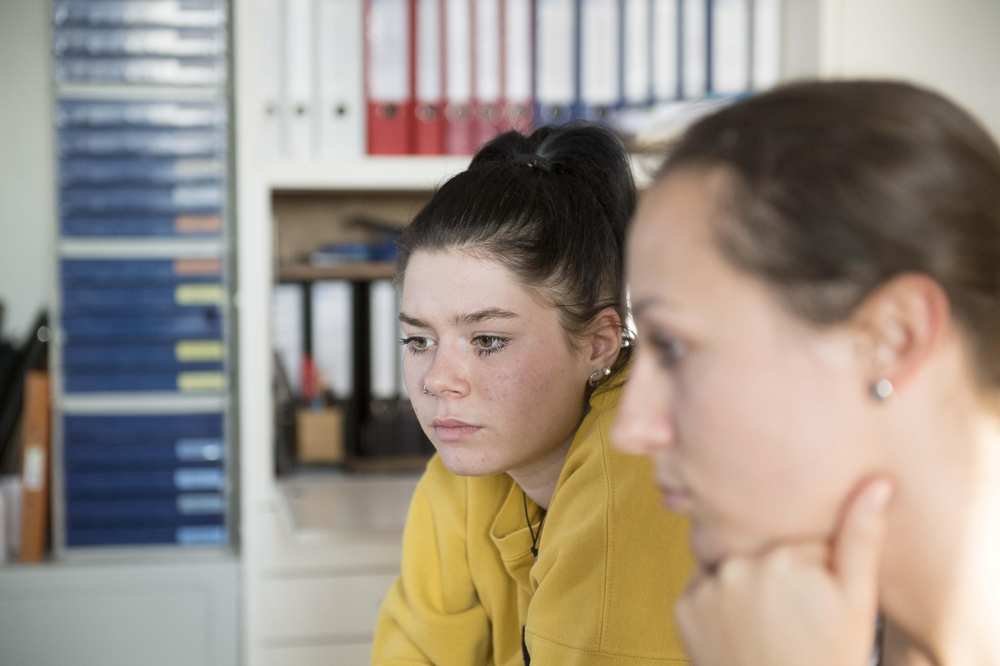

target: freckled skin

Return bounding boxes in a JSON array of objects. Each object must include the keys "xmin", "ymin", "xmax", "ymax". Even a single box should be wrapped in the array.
[{"xmin": 400, "ymin": 250, "xmax": 593, "ymax": 478}]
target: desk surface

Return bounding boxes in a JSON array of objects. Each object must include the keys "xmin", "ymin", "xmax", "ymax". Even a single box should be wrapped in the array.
[{"xmin": 277, "ymin": 472, "xmax": 421, "ymax": 537}]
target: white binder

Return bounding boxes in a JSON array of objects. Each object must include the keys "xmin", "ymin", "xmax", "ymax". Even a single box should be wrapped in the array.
[
  {"xmin": 623, "ymin": 0, "xmax": 653, "ymax": 107},
  {"xmin": 536, "ymin": 0, "xmax": 577, "ymax": 123},
  {"xmin": 272, "ymin": 284, "xmax": 305, "ymax": 393},
  {"xmin": 681, "ymin": 0, "xmax": 707, "ymax": 99},
  {"xmin": 316, "ymin": 0, "xmax": 365, "ymax": 159},
  {"xmin": 284, "ymin": 0, "xmax": 314, "ymax": 160},
  {"xmin": 445, "ymin": 0, "xmax": 473, "ymax": 121},
  {"xmin": 752, "ymin": 0, "xmax": 782, "ymax": 90},
  {"xmin": 312, "ymin": 281, "xmax": 355, "ymax": 400},
  {"xmin": 653, "ymin": 0, "xmax": 679, "ymax": 102},
  {"xmin": 504, "ymin": 0, "xmax": 534, "ymax": 127},
  {"xmin": 256, "ymin": 0, "xmax": 284, "ymax": 161},
  {"xmin": 711, "ymin": 0, "xmax": 750, "ymax": 95},
  {"xmin": 580, "ymin": 0, "xmax": 620, "ymax": 119},
  {"xmin": 370, "ymin": 280, "xmax": 400, "ymax": 400},
  {"xmin": 474, "ymin": 0, "xmax": 502, "ymax": 121}
]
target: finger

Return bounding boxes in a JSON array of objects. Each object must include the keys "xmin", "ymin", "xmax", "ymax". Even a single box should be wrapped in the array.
[
  {"xmin": 761, "ymin": 540, "xmax": 828, "ymax": 569},
  {"xmin": 833, "ymin": 477, "xmax": 894, "ymax": 604}
]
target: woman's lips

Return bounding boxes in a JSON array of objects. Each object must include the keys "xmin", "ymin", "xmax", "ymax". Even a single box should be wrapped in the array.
[
  {"xmin": 658, "ymin": 484, "xmax": 694, "ymax": 513},
  {"xmin": 432, "ymin": 417, "xmax": 482, "ymax": 442}
]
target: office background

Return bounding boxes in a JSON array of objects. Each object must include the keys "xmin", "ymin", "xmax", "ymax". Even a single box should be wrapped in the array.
[{"xmin": 0, "ymin": 1, "xmax": 998, "ymax": 665}]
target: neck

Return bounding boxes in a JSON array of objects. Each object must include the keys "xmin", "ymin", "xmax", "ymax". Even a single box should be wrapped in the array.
[
  {"xmin": 507, "ymin": 437, "xmax": 573, "ymax": 510},
  {"xmin": 879, "ymin": 400, "xmax": 1000, "ymax": 665}
]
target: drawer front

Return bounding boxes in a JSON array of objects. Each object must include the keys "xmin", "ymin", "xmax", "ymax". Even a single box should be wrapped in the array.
[
  {"xmin": 257, "ymin": 643, "xmax": 372, "ymax": 666},
  {"xmin": 258, "ymin": 573, "xmax": 396, "ymax": 640}
]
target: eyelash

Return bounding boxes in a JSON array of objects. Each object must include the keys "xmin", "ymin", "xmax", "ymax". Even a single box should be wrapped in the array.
[
  {"xmin": 398, "ymin": 335, "xmax": 511, "ymax": 358},
  {"xmin": 471, "ymin": 335, "xmax": 510, "ymax": 357},
  {"xmin": 399, "ymin": 336, "xmax": 433, "ymax": 355},
  {"xmin": 649, "ymin": 331, "xmax": 687, "ymax": 368}
]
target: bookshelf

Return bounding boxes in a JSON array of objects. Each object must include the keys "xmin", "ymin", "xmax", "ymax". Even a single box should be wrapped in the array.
[
  {"xmin": 231, "ymin": 1, "xmax": 807, "ymax": 665},
  {"xmin": 277, "ymin": 262, "xmax": 396, "ymax": 283},
  {"xmin": 267, "ymin": 156, "xmax": 471, "ymax": 192}
]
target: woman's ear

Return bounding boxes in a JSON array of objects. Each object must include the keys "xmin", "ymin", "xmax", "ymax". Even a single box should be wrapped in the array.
[
  {"xmin": 848, "ymin": 273, "xmax": 950, "ymax": 395},
  {"xmin": 586, "ymin": 307, "xmax": 625, "ymax": 370}
]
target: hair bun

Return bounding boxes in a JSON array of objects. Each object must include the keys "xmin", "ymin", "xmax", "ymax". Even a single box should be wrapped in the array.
[{"xmin": 513, "ymin": 153, "xmax": 554, "ymax": 172}]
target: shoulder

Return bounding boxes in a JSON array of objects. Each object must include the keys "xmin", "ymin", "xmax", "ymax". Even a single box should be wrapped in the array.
[
  {"xmin": 529, "ymin": 379, "xmax": 694, "ymax": 659},
  {"xmin": 411, "ymin": 453, "xmax": 513, "ymax": 528}
]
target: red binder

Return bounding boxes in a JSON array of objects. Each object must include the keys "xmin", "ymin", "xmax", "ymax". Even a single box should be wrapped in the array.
[
  {"xmin": 444, "ymin": 0, "xmax": 476, "ymax": 154},
  {"xmin": 414, "ymin": 0, "xmax": 447, "ymax": 154},
  {"xmin": 366, "ymin": 0, "xmax": 415, "ymax": 154}
]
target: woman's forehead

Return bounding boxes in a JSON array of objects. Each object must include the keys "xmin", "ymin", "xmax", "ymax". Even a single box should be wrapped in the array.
[{"xmin": 401, "ymin": 249, "xmax": 549, "ymax": 320}]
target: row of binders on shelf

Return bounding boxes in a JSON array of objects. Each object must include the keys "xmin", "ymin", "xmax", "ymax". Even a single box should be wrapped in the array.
[
  {"xmin": 53, "ymin": 0, "xmax": 227, "ymax": 86},
  {"xmin": 273, "ymin": 280, "xmax": 401, "ymax": 402},
  {"xmin": 52, "ymin": 0, "xmax": 233, "ymax": 552},
  {"xmin": 57, "ymin": 98, "xmax": 228, "ymax": 237},
  {"xmin": 60, "ymin": 258, "xmax": 227, "ymax": 394},
  {"xmin": 256, "ymin": 0, "xmax": 781, "ymax": 160},
  {"xmin": 57, "ymin": 256, "xmax": 230, "ymax": 547},
  {"xmin": 61, "ymin": 412, "xmax": 228, "ymax": 547},
  {"xmin": 273, "ymin": 279, "xmax": 432, "ymax": 465}
]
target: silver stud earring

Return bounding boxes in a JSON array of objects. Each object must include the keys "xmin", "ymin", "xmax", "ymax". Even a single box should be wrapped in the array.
[
  {"xmin": 588, "ymin": 367, "xmax": 612, "ymax": 387},
  {"xmin": 422, "ymin": 385, "xmax": 432, "ymax": 396},
  {"xmin": 871, "ymin": 377, "xmax": 894, "ymax": 401}
]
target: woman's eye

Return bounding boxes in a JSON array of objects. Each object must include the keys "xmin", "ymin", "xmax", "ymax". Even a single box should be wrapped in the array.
[
  {"xmin": 400, "ymin": 336, "xmax": 434, "ymax": 355},
  {"xmin": 650, "ymin": 331, "xmax": 687, "ymax": 368},
  {"xmin": 472, "ymin": 335, "xmax": 510, "ymax": 357}
]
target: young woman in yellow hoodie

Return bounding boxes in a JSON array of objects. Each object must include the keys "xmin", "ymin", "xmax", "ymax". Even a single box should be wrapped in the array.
[{"xmin": 372, "ymin": 124, "xmax": 694, "ymax": 665}]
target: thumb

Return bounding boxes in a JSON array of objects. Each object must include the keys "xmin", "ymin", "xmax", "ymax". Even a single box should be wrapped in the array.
[{"xmin": 833, "ymin": 477, "xmax": 894, "ymax": 605}]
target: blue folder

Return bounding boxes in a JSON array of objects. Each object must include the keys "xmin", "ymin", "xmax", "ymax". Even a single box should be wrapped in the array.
[
  {"xmin": 61, "ymin": 259, "xmax": 221, "ymax": 284},
  {"xmin": 59, "ymin": 184, "xmax": 224, "ymax": 216},
  {"xmin": 59, "ymin": 128, "xmax": 226, "ymax": 158},
  {"xmin": 63, "ymin": 342, "xmax": 224, "ymax": 367},
  {"xmin": 56, "ymin": 56, "xmax": 227, "ymax": 87},
  {"xmin": 67, "ymin": 496, "xmax": 225, "ymax": 527},
  {"xmin": 57, "ymin": 99, "xmax": 226, "ymax": 130},
  {"xmin": 64, "ymin": 413, "xmax": 224, "ymax": 441},
  {"xmin": 54, "ymin": 27, "xmax": 226, "ymax": 59},
  {"xmin": 61, "ymin": 285, "xmax": 223, "ymax": 312},
  {"xmin": 60, "ymin": 158, "xmax": 225, "ymax": 187},
  {"xmin": 53, "ymin": 1, "xmax": 227, "ymax": 30},
  {"xmin": 66, "ymin": 525, "xmax": 227, "ymax": 547},
  {"xmin": 62, "ymin": 311, "xmax": 222, "ymax": 340},
  {"xmin": 62, "ymin": 371, "xmax": 225, "ymax": 393},
  {"xmin": 65, "ymin": 467, "xmax": 225, "ymax": 497},
  {"xmin": 68, "ymin": 510, "xmax": 225, "ymax": 530},
  {"xmin": 65, "ymin": 438, "xmax": 225, "ymax": 468},
  {"xmin": 61, "ymin": 214, "xmax": 222, "ymax": 238}
]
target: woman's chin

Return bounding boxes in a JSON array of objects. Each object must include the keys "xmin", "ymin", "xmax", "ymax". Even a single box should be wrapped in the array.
[{"xmin": 435, "ymin": 447, "xmax": 504, "ymax": 477}]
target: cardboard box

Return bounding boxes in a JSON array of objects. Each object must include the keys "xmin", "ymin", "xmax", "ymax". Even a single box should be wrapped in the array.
[{"xmin": 296, "ymin": 406, "xmax": 346, "ymax": 463}]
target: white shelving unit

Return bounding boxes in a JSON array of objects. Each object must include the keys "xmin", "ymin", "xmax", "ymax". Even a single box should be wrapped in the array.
[
  {"xmin": 266, "ymin": 157, "xmax": 471, "ymax": 191},
  {"xmin": 232, "ymin": 2, "xmax": 822, "ymax": 665},
  {"xmin": 234, "ymin": 2, "xmax": 459, "ymax": 663}
]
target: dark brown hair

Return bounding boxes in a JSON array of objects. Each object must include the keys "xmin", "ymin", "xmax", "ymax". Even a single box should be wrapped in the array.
[
  {"xmin": 656, "ymin": 80, "xmax": 1000, "ymax": 386},
  {"xmin": 397, "ymin": 123, "xmax": 636, "ymax": 388}
]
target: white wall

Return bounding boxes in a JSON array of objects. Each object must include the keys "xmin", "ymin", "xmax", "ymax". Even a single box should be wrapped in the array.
[
  {"xmin": 820, "ymin": 0, "xmax": 1000, "ymax": 141},
  {"xmin": 0, "ymin": 0, "xmax": 55, "ymax": 343}
]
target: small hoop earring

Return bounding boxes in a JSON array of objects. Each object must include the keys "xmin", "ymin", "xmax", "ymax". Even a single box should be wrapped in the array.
[
  {"xmin": 588, "ymin": 367, "xmax": 612, "ymax": 387},
  {"xmin": 870, "ymin": 378, "xmax": 894, "ymax": 401}
]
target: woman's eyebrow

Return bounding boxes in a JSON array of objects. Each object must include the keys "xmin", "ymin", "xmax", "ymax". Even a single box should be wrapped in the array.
[
  {"xmin": 398, "ymin": 312, "xmax": 429, "ymax": 328},
  {"xmin": 457, "ymin": 308, "xmax": 519, "ymax": 325},
  {"xmin": 398, "ymin": 308, "xmax": 519, "ymax": 329}
]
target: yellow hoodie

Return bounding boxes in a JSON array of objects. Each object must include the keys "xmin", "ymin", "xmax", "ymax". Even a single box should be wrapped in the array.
[{"xmin": 372, "ymin": 380, "xmax": 694, "ymax": 665}]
